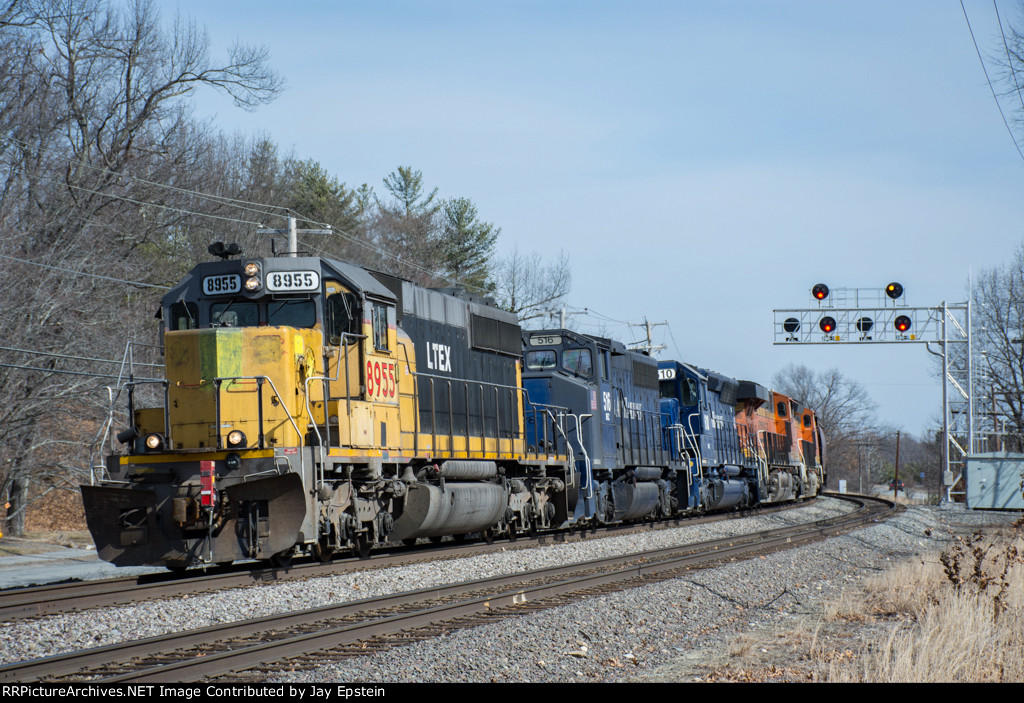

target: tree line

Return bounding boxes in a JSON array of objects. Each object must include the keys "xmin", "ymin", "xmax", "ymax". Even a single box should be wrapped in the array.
[{"xmin": 0, "ymin": 0, "xmax": 569, "ymax": 535}]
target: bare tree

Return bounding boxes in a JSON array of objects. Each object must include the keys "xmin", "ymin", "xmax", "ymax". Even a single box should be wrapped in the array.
[
  {"xmin": 972, "ymin": 244, "xmax": 1024, "ymax": 451},
  {"xmin": 0, "ymin": 0, "xmax": 282, "ymax": 535},
  {"xmin": 996, "ymin": 1, "xmax": 1024, "ymax": 138},
  {"xmin": 773, "ymin": 363, "xmax": 879, "ymax": 488},
  {"xmin": 492, "ymin": 245, "xmax": 572, "ymax": 326}
]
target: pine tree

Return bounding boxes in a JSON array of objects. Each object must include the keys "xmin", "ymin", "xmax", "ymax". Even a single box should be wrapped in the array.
[{"xmin": 439, "ymin": 197, "xmax": 499, "ymax": 294}]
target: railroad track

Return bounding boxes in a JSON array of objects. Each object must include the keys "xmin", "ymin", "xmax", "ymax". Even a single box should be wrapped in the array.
[
  {"xmin": 0, "ymin": 497, "xmax": 809, "ymax": 621},
  {"xmin": 0, "ymin": 493, "xmax": 896, "ymax": 683}
]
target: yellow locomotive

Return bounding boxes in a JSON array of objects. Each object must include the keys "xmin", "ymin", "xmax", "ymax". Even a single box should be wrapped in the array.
[{"xmin": 82, "ymin": 249, "xmax": 573, "ymax": 568}]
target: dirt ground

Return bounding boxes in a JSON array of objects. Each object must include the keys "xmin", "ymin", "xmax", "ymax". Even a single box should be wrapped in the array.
[{"xmin": 1, "ymin": 487, "xmax": 89, "ymax": 552}]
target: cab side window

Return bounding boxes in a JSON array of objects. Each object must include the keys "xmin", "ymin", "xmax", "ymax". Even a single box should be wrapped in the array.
[
  {"xmin": 327, "ymin": 291, "xmax": 359, "ymax": 344},
  {"xmin": 372, "ymin": 302, "xmax": 390, "ymax": 351}
]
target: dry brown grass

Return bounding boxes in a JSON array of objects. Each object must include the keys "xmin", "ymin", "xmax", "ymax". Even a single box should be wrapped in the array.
[{"xmin": 818, "ymin": 521, "xmax": 1024, "ymax": 682}]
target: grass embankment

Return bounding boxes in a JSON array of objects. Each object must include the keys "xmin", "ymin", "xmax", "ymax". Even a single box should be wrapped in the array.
[{"xmin": 818, "ymin": 519, "xmax": 1024, "ymax": 682}]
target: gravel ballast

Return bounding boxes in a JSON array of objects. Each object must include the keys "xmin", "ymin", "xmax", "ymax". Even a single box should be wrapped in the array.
[{"xmin": 0, "ymin": 497, "xmax": 1017, "ymax": 682}]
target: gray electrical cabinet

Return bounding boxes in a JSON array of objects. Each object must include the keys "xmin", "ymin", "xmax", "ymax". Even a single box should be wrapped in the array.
[{"xmin": 965, "ymin": 453, "xmax": 1024, "ymax": 510}]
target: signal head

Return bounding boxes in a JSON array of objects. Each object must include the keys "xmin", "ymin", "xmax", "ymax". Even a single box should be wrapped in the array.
[
  {"xmin": 856, "ymin": 317, "xmax": 874, "ymax": 332},
  {"xmin": 819, "ymin": 316, "xmax": 836, "ymax": 333},
  {"xmin": 894, "ymin": 315, "xmax": 912, "ymax": 332},
  {"xmin": 783, "ymin": 318, "xmax": 800, "ymax": 333},
  {"xmin": 812, "ymin": 283, "xmax": 829, "ymax": 301},
  {"xmin": 886, "ymin": 282, "xmax": 904, "ymax": 299}
]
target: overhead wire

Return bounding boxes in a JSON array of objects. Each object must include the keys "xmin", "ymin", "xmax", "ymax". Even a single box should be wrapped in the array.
[
  {"xmin": 993, "ymin": 0, "xmax": 1024, "ymax": 114},
  {"xmin": 960, "ymin": 0, "xmax": 1024, "ymax": 163},
  {"xmin": 0, "ymin": 134, "xmax": 294, "ymax": 222},
  {"xmin": 0, "ymin": 361, "xmax": 162, "ymax": 382},
  {"xmin": 0, "ymin": 253, "xmax": 172, "ymax": 289},
  {"xmin": 0, "ymin": 345, "xmax": 163, "ymax": 368}
]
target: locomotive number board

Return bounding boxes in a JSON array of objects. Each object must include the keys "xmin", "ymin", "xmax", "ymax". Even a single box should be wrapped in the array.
[
  {"xmin": 266, "ymin": 270, "xmax": 320, "ymax": 292},
  {"xmin": 202, "ymin": 274, "xmax": 241, "ymax": 295}
]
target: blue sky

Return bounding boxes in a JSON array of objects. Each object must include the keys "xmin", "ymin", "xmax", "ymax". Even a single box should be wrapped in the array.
[{"xmin": 173, "ymin": 0, "xmax": 1024, "ymax": 436}]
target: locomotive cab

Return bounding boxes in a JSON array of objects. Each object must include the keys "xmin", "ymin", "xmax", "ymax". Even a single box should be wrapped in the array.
[
  {"xmin": 658, "ymin": 360, "xmax": 751, "ymax": 511},
  {"xmin": 83, "ymin": 251, "xmax": 573, "ymax": 568},
  {"xmin": 522, "ymin": 330, "xmax": 677, "ymax": 525}
]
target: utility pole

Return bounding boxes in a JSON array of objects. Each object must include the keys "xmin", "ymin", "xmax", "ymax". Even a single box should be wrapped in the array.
[
  {"xmin": 628, "ymin": 317, "xmax": 668, "ymax": 355},
  {"xmin": 893, "ymin": 430, "xmax": 901, "ymax": 498},
  {"xmin": 257, "ymin": 215, "xmax": 333, "ymax": 257}
]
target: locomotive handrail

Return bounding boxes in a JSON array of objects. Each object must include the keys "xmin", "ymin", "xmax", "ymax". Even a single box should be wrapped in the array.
[
  {"xmin": 571, "ymin": 412, "xmax": 593, "ymax": 500},
  {"xmin": 683, "ymin": 412, "xmax": 705, "ymax": 483},
  {"xmin": 612, "ymin": 387, "xmax": 668, "ymax": 469},
  {"xmin": 212, "ymin": 374, "xmax": 305, "ymax": 479},
  {"xmin": 91, "ymin": 339, "xmax": 168, "ymax": 482},
  {"xmin": 666, "ymin": 424, "xmax": 693, "ymax": 505},
  {"xmin": 304, "ymin": 331, "xmax": 364, "ymax": 462},
  {"xmin": 748, "ymin": 431, "xmax": 769, "ymax": 489},
  {"xmin": 410, "ymin": 370, "xmax": 573, "ymax": 461}
]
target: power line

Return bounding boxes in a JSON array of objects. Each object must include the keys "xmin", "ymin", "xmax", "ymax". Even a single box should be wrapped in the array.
[
  {"xmin": 0, "ymin": 361, "xmax": 162, "ymax": 382},
  {"xmin": 993, "ymin": 0, "xmax": 1024, "ymax": 115},
  {"xmin": 0, "ymin": 253, "xmax": 172, "ymax": 290},
  {"xmin": 960, "ymin": 0, "xmax": 1024, "ymax": 164},
  {"xmin": 0, "ymin": 345, "xmax": 163, "ymax": 368},
  {"xmin": 0, "ymin": 134, "xmax": 295, "ymax": 222},
  {"xmin": 56, "ymin": 176, "xmax": 265, "ymax": 227}
]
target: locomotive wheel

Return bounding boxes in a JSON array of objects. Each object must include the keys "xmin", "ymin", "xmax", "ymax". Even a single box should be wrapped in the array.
[
  {"xmin": 353, "ymin": 532, "xmax": 372, "ymax": 559},
  {"xmin": 270, "ymin": 550, "xmax": 294, "ymax": 569},
  {"xmin": 312, "ymin": 542, "xmax": 334, "ymax": 562}
]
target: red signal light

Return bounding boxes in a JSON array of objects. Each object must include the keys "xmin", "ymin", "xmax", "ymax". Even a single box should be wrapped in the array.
[
  {"xmin": 819, "ymin": 316, "xmax": 836, "ymax": 333},
  {"xmin": 812, "ymin": 283, "xmax": 829, "ymax": 300},
  {"xmin": 894, "ymin": 315, "xmax": 911, "ymax": 332}
]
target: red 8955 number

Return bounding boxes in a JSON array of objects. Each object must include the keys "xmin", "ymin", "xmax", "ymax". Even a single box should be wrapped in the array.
[{"xmin": 366, "ymin": 360, "xmax": 396, "ymax": 398}]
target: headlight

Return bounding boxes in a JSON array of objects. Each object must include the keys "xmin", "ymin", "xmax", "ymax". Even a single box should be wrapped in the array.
[
  {"xmin": 245, "ymin": 276, "xmax": 261, "ymax": 292},
  {"xmin": 226, "ymin": 430, "xmax": 247, "ymax": 448},
  {"xmin": 244, "ymin": 262, "xmax": 261, "ymax": 276},
  {"xmin": 144, "ymin": 433, "xmax": 164, "ymax": 451}
]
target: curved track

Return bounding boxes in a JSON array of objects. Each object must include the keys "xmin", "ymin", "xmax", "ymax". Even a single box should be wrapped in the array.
[
  {"xmin": 0, "ymin": 494, "xmax": 897, "ymax": 683},
  {"xmin": 0, "ymin": 496, "xmax": 816, "ymax": 621}
]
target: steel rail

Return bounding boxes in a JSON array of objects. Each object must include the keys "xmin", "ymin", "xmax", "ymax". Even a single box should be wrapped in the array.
[
  {"xmin": 0, "ymin": 494, "xmax": 893, "ymax": 683},
  {"xmin": 0, "ymin": 497, "xmax": 816, "ymax": 621}
]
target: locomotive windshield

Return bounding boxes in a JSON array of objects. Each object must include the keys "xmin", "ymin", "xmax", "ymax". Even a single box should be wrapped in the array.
[
  {"xmin": 211, "ymin": 301, "xmax": 259, "ymax": 327},
  {"xmin": 268, "ymin": 299, "xmax": 317, "ymax": 328},
  {"xmin": 205, "ymin": 298, "xmax": 318, "ymax": 329},
  {"xmin": 562, "ymin": 348, "xmax": 593, "ymax": 377},
  {"xmin": 525, "ymin": 350, "xmax": 556, "ymax": 370}
]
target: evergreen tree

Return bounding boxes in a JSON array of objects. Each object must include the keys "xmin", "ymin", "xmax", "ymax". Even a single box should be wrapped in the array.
[
  {"xmin": 375, "ymin": 166, "xmax": 442, "ymax": 283},
  {"xmin": 439, "ymin": 197, "xmax": 499, "ymax": 293}
]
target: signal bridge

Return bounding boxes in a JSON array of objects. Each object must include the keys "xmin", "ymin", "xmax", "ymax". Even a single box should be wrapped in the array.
[{"xmin": 773, "ymin": 282, "xmax": 972, "ymax": 504}]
